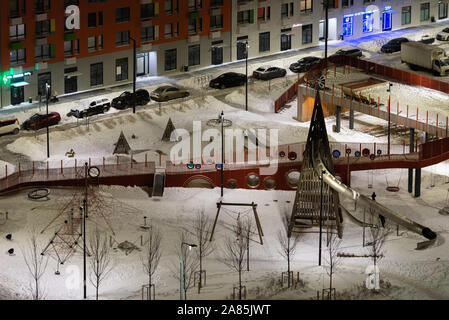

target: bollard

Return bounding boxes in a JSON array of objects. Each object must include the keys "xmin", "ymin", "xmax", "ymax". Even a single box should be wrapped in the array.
[
  {"xmin": 5, "ymin": 165, "xmax": 7, "ymax": 179},
  {"xmin": 32, "ymin": 162, "xmax": 35, "ymax": 175},
  {"xmin": 61, "ymin": 160, "xmax": 63, "ymax": 174},
  {"xmin": 75, "ymin": 159, "xmax": 77, "ymax": 170},
  {"xmin": 46, "ymin": 162, "xmax": 49, "ymax": 176},
  {"xmin": 145, "ymin": 153, "xmax": 148, "ymax": 168},
  {"xmin": 436, "ymin": 113, "xmax": 439, "ymax": 138},
  {"xmin": 140, "ymin": 235, "xmax": 143, "ymax": 246},
  {"xmin": 89, "ymin": 158, "xmax": 91, "ymax": 167},
  {"xmin": 103, "ymin": 157, "xmax": 105, "ymax": 169}
]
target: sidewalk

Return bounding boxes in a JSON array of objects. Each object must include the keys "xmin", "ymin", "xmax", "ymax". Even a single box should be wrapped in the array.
[{"xmin": 1, "ymin": 19, "xmax": 449, "ymax": 117}]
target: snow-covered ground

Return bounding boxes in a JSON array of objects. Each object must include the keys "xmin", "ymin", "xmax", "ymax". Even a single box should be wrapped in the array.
[{"xmin": 2, "ymin": 163, "xmax": 449, "ymax": 300}]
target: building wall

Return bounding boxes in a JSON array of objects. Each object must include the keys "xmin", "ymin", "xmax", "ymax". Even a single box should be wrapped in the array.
[{"xmin": 0, "ymin": 0, "xmax": 448, "ymax": 108}]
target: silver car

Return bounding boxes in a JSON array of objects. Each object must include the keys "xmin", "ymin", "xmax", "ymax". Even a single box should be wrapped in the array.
[{"xmin": 150, "ymin": 86, "xmax": 190, "ymax": 102}]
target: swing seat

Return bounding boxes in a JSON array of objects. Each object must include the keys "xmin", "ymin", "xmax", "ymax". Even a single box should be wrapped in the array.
[{"xmin": 386, "ymin": 186, "xmax": 400, "ymax": 192}]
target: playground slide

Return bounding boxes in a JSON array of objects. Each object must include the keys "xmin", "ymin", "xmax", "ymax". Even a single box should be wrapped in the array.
[{"xmin": 312, "ymin": 153, "xmax": 437, "ymax": 245}]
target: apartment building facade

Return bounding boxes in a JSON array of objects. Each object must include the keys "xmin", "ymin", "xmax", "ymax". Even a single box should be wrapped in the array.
[
  {"xmin": 231, "ymin": 0, "xmax": 448, "ymax": 63},
  {"xmin": 0, "ymin": 0, "xmax": 448, "ymax": 108},
  {"xmin": 0, "ymin": 0, "xmax": 231, "ymax": 107}
]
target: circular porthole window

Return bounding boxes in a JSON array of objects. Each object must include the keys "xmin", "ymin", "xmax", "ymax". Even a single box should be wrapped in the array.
[
  {"xmin": 287, "ymin": 170, "xmax": 300, "ymax": 189},
  {"xmin": 288, "ymin": 152, "xmax": 297, "ymax": 161},
  {"xmin": 247, "ymin": 174, "xmax": 260, "ymax": 188},
  {"xmin": 227, "ymin": 180, "xmax": 237, "ymax": 189},
  {"xmin": 264, "ymin": 178, "xmax": 277, "ymax": 190}
]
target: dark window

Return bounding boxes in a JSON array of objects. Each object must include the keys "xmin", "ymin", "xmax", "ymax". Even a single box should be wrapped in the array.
[
  {"xmin": 116, "ymin": 31, "xmax": 130, "ymax": 47},
  {"xmin": 259, "ymin": 32, "xmax": 270, "ymax": 52},
  {"xmin": 237, "ymin": 10, "xmax": 251, "ymax": 24},
  {"xmin": 302, "ymin": 24, "xmax": 313, "ymax": 44},
  {"xmin": 9, "ymin": 24, "xmax": 25, "ymax": 41},
  {"xmin": 64, "ymin": 67, "xmax": 78, "ymax": 94},
  {"xmin": 211, "ymin": 41, "xmax": 223, "ymax": 65},
  {"xmin": 98, "ymin": 12, "xmax": 103, "ymax": 26},
  {"xmin": 280, "ymin": 33, "xmax": 291, "ymax": 51},
  {"xmin": 281, "ymin": 4, "xmax": 288, "ymax": 18},
  {"xmin": 402, "ymin": 6, "xmax": 411, "ymax": 25},
  {"xmin": 420, "ymin": 3, "xmax": 430, "ymax": 21},
  {"xmin": 116, "ymin": 58, "xmax": 128, "ymax": 81},
  {"xmin": 37, "ymin": 72, "xmax": 51, "ymax": 96},
  {"xmin": 141, "ymin": 3, "xmax": 155, "ymax": 19},
  {"xmin": 165, "ymin": 48, "xmax": 177, "ymax": 71},
  {"xmin": 141, "ymin": 26, "xmax": 155, "ymax": 42},
  {"xmin": 88, "ymin": 36, "xmax": 96, "ymax": 52},
  {"xmin": 90, "ymin": 62, "xmax": 103, "ymax": 86},
  {"xmin": 188, "ymin": 45, "xmax": 200, "ymax": 66},
  {"xmin": 88, "ymin": 12, "xmax": 96, "ymax": 28},
  {"xmin": 35, "ymin": 20, "xmax": 50, "ymax": 36},
  {"xmin": 439, "ymin": 2, "xmax": 448, "ymax": 19},
  {"xmin": 10, "ymin": 48, "xmax": 26, "ymax": 65},
  {"xmin": 35, "ymin": 44, "xmax": 51, "ymax": 61},
  {"xmin": 210, "ymin": 14, "xmax": 223, "ymax": 29},
  {"xmin": 237, "ymin": 37, "xmax": 248, "ymax": 60},
  {"xmin": 116, "ymin": 7, "xmax": 130, "ymax": 23}
]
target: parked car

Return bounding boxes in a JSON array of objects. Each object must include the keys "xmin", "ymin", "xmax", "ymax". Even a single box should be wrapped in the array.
[
  {"xmin": 252, "ymin": 66, "xmax": 287, "ymax": 80},
  {"xmin": 289, "ymin": 56, "xmax": 321, "ymax": 73},
  {"xmin": 111, "ymin": 89, "xmax": 150, "ymax": 110},
  {"xmin": 209, "ymin": 72, "xmax": 247, "ymax": 89},
  {"xmin": 0, "ymin": 118, "xmax": 20, "ymax": 135},
  {"xmin": 150, "ymin": 86, "xmax": 190, "ymax": 102},
  {"xmin": 22, "ymin": 112, "xmax": 61, "ymax": 130},
  {"xmin": 330, "ymin": 47, "xmax": 363, "ymax": 58},
  {"xmin": 419, "ymin": 35, "xmax": 435, "ymax": 44},
  {"xmin": 436, "ymin": 27, "xmax": 449, "ymax": 41},
  {"xmin": 381, "ymin": 37, "xmax": 409, "ymax": 53},
  {"xmin": 67, "ymin": 98, "xmax": 111, "ymax": 118}
]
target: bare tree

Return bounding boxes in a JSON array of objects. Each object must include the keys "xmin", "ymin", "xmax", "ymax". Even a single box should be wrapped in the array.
[
  {"xmin": 141, "ymin": 224, "xmax": 162, "ymax": 298},
  {"xmin": 22, "ymin": 231, "xmax": 49, "ymax": 300},
  {"xmin": 323, "ymin": 233, "xmax": 342, "ymax": 298},
  {"xmin": 368, "ymin": 226, "xmax": 388, "ymax": 270},
  {"xmin": 172, "ymin": 231, "xmax": 199, "ymax": 300},
  {"xmin": 192, "ymin": 210, "xmax": 213, "ymax": 290},
  {"xmin": 88, "ymin": 228, "xmax": 114, "ymax": 300},
  {"xmin": 277, "ymin": 226, "xmax": 299, "ymax": 288},
  {"xmin": 221, "ymin": 220, "xmax": 248, "ymax": 299},
  {"xmin": 243, "ymin": 217, "xmax": 256, "ymax": 272}
]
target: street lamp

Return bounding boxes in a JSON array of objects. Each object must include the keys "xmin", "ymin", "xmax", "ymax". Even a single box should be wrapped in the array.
[
  {"xmin": 245, "ymin": 41, "xmax": 249, "ymax": 112},
  {"xmin": 221, "ymin": 111, "xmax": 224, "ymax": 197},
  {"xmin": 318, "ymin": 170, "xmax": 326, "ymax": 266},
  {"xmin": 180, "ymin": 242, "xmax": 197, "ymax": 300},
  {"xmin": 323, "ymin": 0, "xmax": 330, "ymax": 62},
  {"xmin": 130, "ymin": 36, "xmax": 137, "ymax": 114},
  {"xmin": 45, "ymin": 83, "xmax": 50, "ymax": 158},
  {"xmin": 387, "ymin": 83, "xmax": 393, "ymax": 156}
]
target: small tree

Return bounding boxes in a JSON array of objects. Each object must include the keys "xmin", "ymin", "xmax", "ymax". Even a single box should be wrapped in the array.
[
  {"xmin": 88, "ymin": 228, "xmax": 114, "ymax": 300},
  {"xmin": 221, "ymin": 220, "xmax": 248, "ymax": 299},
  {"xmin": 277, "ymin": 226, "xmax": 299, "ymax": 288},
  {"xmin": 323, "ymin": 233, "xmax": 342, "ymax": 298},
  {"xmin": 141, "ymin": 224, "xmax": 162, "ymax": 299},
  {"xmin": 192, "ymin": 210, "xmax": 213, "ymax": 290},
  {"xmin": 22, "ymin": 231, "xmax": 48, "ymax": 300},
  {"xmin": 243, "ymin": 217, "xmax": 255, "ymax": 272},
  {"xmin": 172, "ymin": 231, "xmax": 199, "ymax": 300},
  {"xmin": 367, "ymin": 226, "xmax": 388, "ymax": 291}
]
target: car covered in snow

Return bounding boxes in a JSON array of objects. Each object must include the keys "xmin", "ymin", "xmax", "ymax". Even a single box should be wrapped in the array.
[
  {"xmin": 67, "ymin": 98, "xmax": 111, "ymax": 118},
  {"xmin": 330, "ymin": 47, "xmax": 363, "ymax": 58},
  {"xmin": 0, "ymin": 118, "xmax": 20, "ymax": 135},
  {"xmin": 289, "ymin": 56, "xmax": 321, "ymax": 73},
  {"xmin": 150, "ymin": 86, "xmax": 190, "ymax": 102},
  {"xmin": 381, "ymin": 37, "xmax": 409, "ymax": 53},
  {"xmin": 22, "ymin": 112, "xmax": 61, "ymax": 130},
  {"xmin": 252, "ymin": 66, "xmax": 287, "ymax": 80},
  {"xmin": 437, "ymin": 27, "xmax": 449, "ymax": 41},
  {"xmin": 111, "ymin": 89, "xmax": 150, "ymax": 110},
  {"xmin": 209, "ymin": 72, "xmax": 247, "ymax": 89}
]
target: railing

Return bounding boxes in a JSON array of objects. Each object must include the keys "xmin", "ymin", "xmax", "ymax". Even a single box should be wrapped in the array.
[
  {"xmin": 274, "ymin": 80, "xmax": 299, "ymax": 113},
  {"xmin": 0, "ymin": 156, "xmax": 156, "ymax": 193}
]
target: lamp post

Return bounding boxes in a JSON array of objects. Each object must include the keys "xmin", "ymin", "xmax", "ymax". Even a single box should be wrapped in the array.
[
  {"xmin": 221, "ymin": 111, "xmax": 224, "ymax": 197},
  {"xmin": 180, "ymin": 242, "xmax": 197, "ymax": 300},
  {"xmin": 318, "ymin": 170, "xmax": 326, "ymax": 266},
  {"xmin": 45, "ymin": 83, "xmax": 50, "ymax": 158},
  {"xmin": 245, "ymin": 41, "xmax": 248, "ymax": 112},
  {"xmin": 130, "ymin": 36, "xmax": 137, "ymax": 114},
  {"xmin": 387, "ymin": 83, "xmax": 393, "ymax": 156},
  {"xmin": 83, "ymin": 162, "xmax": 88, "ymax": 299},
  {"xmin": 323, "ymin": 0, "xmax": 329, "ymax": 62}
]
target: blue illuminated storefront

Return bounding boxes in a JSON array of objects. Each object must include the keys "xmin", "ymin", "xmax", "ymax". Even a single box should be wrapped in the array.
[
  {"xmin": 382, "ymin": 7, "xmax": 393, "ymax": 31},
  {"xmin": 343, "ymin": 15, "xmax": 354, "ymax": 37},
  {"xmin": 363, "ymin": 12, "xmax": 374, "ymax": 33}
]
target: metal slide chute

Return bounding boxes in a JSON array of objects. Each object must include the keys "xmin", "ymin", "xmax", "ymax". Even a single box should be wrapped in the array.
[{"xmin": 312, "ymin": 151, "xmax": 437, "ymax": 247}]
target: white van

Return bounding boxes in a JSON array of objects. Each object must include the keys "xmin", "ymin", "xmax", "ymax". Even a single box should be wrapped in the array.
[{"xmin": 0, "ymin": 118, "xmax": 20, "ymax": 135}]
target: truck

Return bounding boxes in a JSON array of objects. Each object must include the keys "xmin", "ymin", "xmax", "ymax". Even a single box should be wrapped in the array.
[{"xmin": 401, "ymin": 42, "xmax": 449, "ymax": 76}]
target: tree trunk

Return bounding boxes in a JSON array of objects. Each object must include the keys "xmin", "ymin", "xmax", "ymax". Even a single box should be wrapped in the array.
[
  {"xmin": 96, "ymin": 278, "xmax": 99, "ymax": 300},
  {"xmin": 247, "ymin": 238, "xmax": 250, "ymax": 271},
  {"xmin": 35, "ymin": 279, "xmax": 39, "ymax": 300},
  {"xmin": 238, "ymin": 267, "xmax": 242, "ymax": 300},
  {"xmin": 287, "ymin": 253, "xmax": 291, "ymax": 288},
  {"xmin": 199, "ymin": 245, "xmax": 203, "ymax": 289}
]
